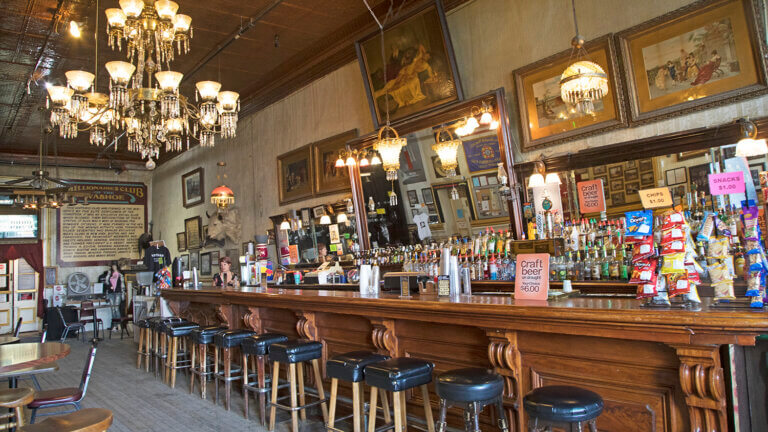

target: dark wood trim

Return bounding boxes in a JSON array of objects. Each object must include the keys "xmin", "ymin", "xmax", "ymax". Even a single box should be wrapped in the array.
[
  {"xmin": 348, "ymin": 163, "xmax": 370, "ymax": 250},
  {"xmin": 0, "ymin": 152, "xmax": 149, "ymax": 171}
]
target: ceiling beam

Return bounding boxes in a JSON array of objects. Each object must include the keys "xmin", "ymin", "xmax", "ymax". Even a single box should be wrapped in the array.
[{"xmin": 0, "ymin": 151, "xmax": 149, "ymax": 171}]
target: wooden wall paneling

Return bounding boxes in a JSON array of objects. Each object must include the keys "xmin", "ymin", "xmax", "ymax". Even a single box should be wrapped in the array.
[
  {"xmin": 486, "ymin": 329, "xmax": 523, "ymax": 432},
  {"xmin": 670, "ymin": 344, "xmax": 728, "ymax": 432},
  {"xmin": 259, "ymin": 307, "xmax": 301, "ymax": 338},
  {"xmin": 243, "ymin": 306, "xmax": 263, "ymax": 333}
]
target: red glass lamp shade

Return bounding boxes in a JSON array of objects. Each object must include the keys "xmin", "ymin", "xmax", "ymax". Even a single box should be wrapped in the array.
[{"xmin": 211, "ymin": 184, "xmax": 235, "ymax": 209}]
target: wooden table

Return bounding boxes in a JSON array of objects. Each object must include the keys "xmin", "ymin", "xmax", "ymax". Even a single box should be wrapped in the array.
[
  {"xmin": 163, "ymin": 286, "xmax": 768, "ymax": 432},
  {"xmin": 0, "ymin": 343, "xmax": 70, "ymax": 374},
  {"xmin": 0, "ymin": 336, "xmax": 19, "ymax": 345}
]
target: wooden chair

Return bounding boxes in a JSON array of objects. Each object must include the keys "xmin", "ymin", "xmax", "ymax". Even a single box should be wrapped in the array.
[
  {"xmin": 27, "ymin": 342, "xmax": 98, "ymax": 423},
  {"xmin": 56, "ymin": 308, "xmax": 85, "ymax": 342},
  {"xmin": 109, "ymin": 299, "xmax": 132, "ymax": 340},
  {"xmin": 0, "ymin": 388, "xmax": 34, "ymax": 430},
  {"xmin": 78, "ymin": 302, "xmax": 104, "ymax": 341},
  {"xmin": 19, "ymin": 408, "xmax": 113, "ymax": 432},
  {"xmin": 12, "ymin": 317, "xmax": 22, "ymax": 337}
]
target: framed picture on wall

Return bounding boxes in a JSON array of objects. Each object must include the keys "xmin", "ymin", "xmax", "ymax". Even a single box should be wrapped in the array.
[
  {"xmin": 176, "ymin": 232, "xmax": 186, "ymax": 252},
  {"xmin": 180, "ymin": 254, "xmax": 189, "ymax": 271},
  {"xmin": 665, "ymin": 167, "xmax": 688, "ymax": 185},
  {"xmin": 190, "ymin": 250, "xmax": 200, "ymax": 271},
  {"xmin": 355, "ymin": 0, "xmax": 463, "ymax": 129},
  {"xmin": 609, "ymin": 165, "xmax": 624, "ymax": 179},
  {"xmin": 44, "ymin": 266, "xmax": 57, "ymax": 287},
  {"xmin": 277, "ymin": 145, "xmax": 314, "ymax": 205},
  {"xmin": 211, "ymin": 251, "xmax": 220, "ymax": 265},
  {"xmin": 512, "ymin": 34, "xmax": 626, "ymax": 151},
  {"xmin": 688, "ymin": 163, "xmax": 711, "ymax": 194},
  {"xmin": 312, "ymin": 129, "xmax": 358, "ymax": 196},
  {"xmin": 421, "ymin": 188, "xmax": 435, "ymax": 205},
  {"xmin": 200, "ymin": 252, "xmax": 211, "ymax": 276},
  {"xmin": 616, "ymin": 0, "xmax": 768, "ymax": 125},
  {"xmin": 749, "ymin": 161, "xmax": 766, "ymax": 187},
  {"xmin": 641, "ymin": 171, "xmax": 655, "ymax": 186},
  {"xmin": 202, "ymin": 225, "xmax": 209, "ymax": 246},
  {"xmin": 611, "ymin": 191, "xmax": 626, "ymax": 205},
  {"xmin": 407, "ymin": 190, "xmax": 419, "ymax": 206},
  {"xmin": 181, "ymin": 168, "xmax": 204, "ymax": 208},
  {"xmin": 638, "ymin": 159, "xmax": 654, "ymax": 172},
  {"xmin": 624, "ymin": 169, "xmax": 639, "ymax": 181},
  {"xmin": 185, "ymin": 216, "xmax": 202, "ymax": 250}
]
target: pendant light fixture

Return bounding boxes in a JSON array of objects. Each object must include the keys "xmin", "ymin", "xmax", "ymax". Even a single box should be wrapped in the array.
[
  {"xmin": 210, "ymin": 161, "xmax": 235, "ymax": 210},
  {"xmin": 560, "ymin": 0, "xmax": 608, "ymax": 115},
  {"xmin": 432, "ymin": 126, "xmax": 461, "ymax": 177},
  {"xmin": 735, "ymin": 118, "xmax": 768, "ymax": 157}
]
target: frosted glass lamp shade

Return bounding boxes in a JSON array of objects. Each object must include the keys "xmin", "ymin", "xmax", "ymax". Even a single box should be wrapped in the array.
[
  {"xmin": 105, "ymin": 8, "xmax": 127, "ymax": 27},
  {"xmin": 545, "ymin": 173, "xmax": 562, "ymax": 185},
  {"xmin": 119, "ymin": 0, "xmax": 144, "ymax": 17},
  {"xmin": 105, "ymin": 61, "xmax": 135, "ymax": 84},
  {"xmin": 46, "ymin": 85, "xmax": 74, "ymax": 105},
  {"xmin": 65, "ymin": 70, "xmax": 95, "ymax": 92},
  {"xmin": 154, "ymin": 0, "xmax": 179, "ymax": 19},
  {"xmin": 528, "ymin": 173, "xmax": 545, "ymax": 188},
  {"xmin": 196, "ymin": 81, "xmax": 221, "ymax": 101},
  {"xmin": 173, "ymin": 14, "xmax": 191, "ymax": 32},
  {"xmin": 154, "ymin": 71, "xmax": 183, "ymax": 91},
  {"xmin": 735, "ymin": 138, "xmax": 768, "ymax": 157},
  {"xmin": 217, "ymin": 91, "xmax": 239, "ymax": 111},
  {"xmin": 319, "ymin": 215, "xmax": 331, "ymax": 225}
]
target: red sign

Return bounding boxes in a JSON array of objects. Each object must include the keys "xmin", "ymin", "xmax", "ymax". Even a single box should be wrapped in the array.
[
  {"xmin": 708, "ymin": 171, "xmax": 745, "ymax": 195},
  {"xmin": 576, "ymin": 179, "xmax": 606, "ymax": 214},
  {"xmin": 514, "ymin": 253, "xmax": 549, "ymax": 301}
]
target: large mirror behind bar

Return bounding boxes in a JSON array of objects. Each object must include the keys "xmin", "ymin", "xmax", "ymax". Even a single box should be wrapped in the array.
[{"xmin": 352, "ymin": 88, "xmax": 519, "ymax": 249}]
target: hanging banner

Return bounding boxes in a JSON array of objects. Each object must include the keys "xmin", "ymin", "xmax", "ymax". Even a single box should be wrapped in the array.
[
  {"xmin": 57, "ymin": 180, "xmax": 147, "ymax": 266},
  {"xmin": 576, "ymin": 179, "xmax": 606, "ymax": 214},
  {"xmin": 462, "ymin": 135, "xmax": 501, "ymax": 173}
]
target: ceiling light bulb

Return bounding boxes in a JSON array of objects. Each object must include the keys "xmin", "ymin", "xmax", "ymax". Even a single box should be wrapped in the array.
[
  {"xmin": 319, "ymin": 215, "xmax": 331, "ymax": 225},
  {"xmin": 154, "ymin": 71, "xmax": 183, "ymax": 91},
  {"xmin": 46, "ymin": 85, "xmax": 74, "ymax": 105},
  {"xmin": 154, "ymin": 0, "xmax": 179, "ymax": 20},
  {"xmin": 196, "ymin": 81, "xmax": 221, "ymax": 101},
  {"xmin": 105, "ymin": 8, "xmax": 127, "ymax": 27},
  {"xmin": 69, "ymin": 21, "xmax": 82, "ymax": 38},
  {"xmin": 119, "ymin": 0, "xmax": 144, "ymax": 17},
  {"xmin": 145, "ymin": 158, "xmax": 156, "ymax": 170},
  {"xmin": 345, "ymin": 155, "xmax": 356, "ymax": 166},
  {"xmin": 545, "ymin": 173, "xmax": 562, "ymax": 185},
  {"xmin": 455, "ymin": 125, "xmax": 467, "ymax": 136},
  {"xmin": 335, "ymin": 156, "xmax": 345, "ymax": 168},
  {"xmin": 480, "ymin": 111, "xmax": 493, "ymax": 124},
  {"xmin": 527, "ymin": 173, "xmax": 545, "ymax": 188}
]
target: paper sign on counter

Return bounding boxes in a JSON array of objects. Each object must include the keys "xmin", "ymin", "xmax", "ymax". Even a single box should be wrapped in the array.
[
  {"xmin": 514, "ymin": 253, "xmax": 549, "ymax": 301},
  {"xmin": 639, "ymin": 187, "xmax": 673, "ymax": 209},
  {"xmin": 708, "ymin": 171, "xmax": 745, "ymax": 195},
  {"xmin": 576, "ymin": 179, "xmax": 606, "ymax": 214}
]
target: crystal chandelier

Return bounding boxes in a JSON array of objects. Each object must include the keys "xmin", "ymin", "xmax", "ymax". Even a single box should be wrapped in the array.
[
  {"xmin": 47, "ymin": 0, "xmax": 239, "ymax": 165},
  {"xmin": 559, "ymin": 0, "xmax": 608, "ymax": 115},
  {"xmin": 373, "ymin": 125, "xmax": 406, "ymax": 181},
  {"xmin": 432, "ymin": 126, "xmax": 461, "ymax": 177}
]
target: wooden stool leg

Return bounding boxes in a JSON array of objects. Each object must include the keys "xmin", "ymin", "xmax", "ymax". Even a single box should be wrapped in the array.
[
  {"xmin": 436, "ymin": 399, "xmax": 447, "ymax": 432},
  {"xmin": 201, "ymin": 344, "xmax": 208, "ymax": 399},
  {"xmin": 328, "ymin": 378, "xmax": 338, "ymax": 430},
  {"xmin": 136, "ymin": 329, "xmax": 144, "ymax": 368},
  {"xmin": 352, "ymin": 381, "xmax": 362, "ymax": 432},
  {"xmin": 311, "ymin": 359, "xmax": 328, "ymax": 423},
  {"xmin": 380, "ymin": 389, "xmax": 391, "ymax": 424},
  {"xmin": 243, "ymin": 353, "xmax": 250, "ymax": 420},
  {"xmin": 189, "ymin": 342, "xmax": 197, "ymax": 394},
  {"xmin": 269, "ymin": 361, "xmax": 280, "ymax": 431},
  {"xmin": 257, "ymin": 355, "xmax": 267, "ymax": 426},
  {"xmin": 296, "ymin": 362, "xmax": 306, "ymax": 420},
  {"xmin": 367, "ymin": 384, "xmax": 378, "ymax": 432},
  {"xmin": 289, "ymin": 363, "xmax": 299, "ymax": 432},
  {"xmin": 224, "ymin": 347, "xmax": 232, "ymax": 411},
  {"xmin": 171, "ymin": 337, "xmax": 179, "ymax": 388},
  {"xmin": 400, "ymin": 390, "xmax": 408, "ymax": 431},
  {"xmin": 421, "ymin": 384, "xmax": 434, "ymax": 432},
  {"xmin": 393, "ymin": 391, "xmax": 403, "ymax": 432},
  {"xmin": 213, "ymin": 346, "xmax": 219, "ymax": 404}
]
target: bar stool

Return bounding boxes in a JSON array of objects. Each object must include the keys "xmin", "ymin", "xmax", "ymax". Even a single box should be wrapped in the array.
[
  {"xmin": 148, "ymin": 317, "xmax": 182, "ymax": 376},
  {"xmin": 163, "ymin": 321, "xmax": 200, "ymax": 388},
  {"xmin": 18, "ymin": 408, "xmax": 113, "ymax": 432},
  {"xmin": 188, "ymin": 325, "xmax": 227, "ymax": 399},
  {"xmin": 435, "ymin": 368, "xmax": 508, "ymax": 432},
  {"xmin": 522, "ymin": 385, "xmax": 603, "ymax": 432},
  {"xmin": 241, "ymin": 333, "xmax": 289, "ymax": 423},
  {"xmin": 157, "ymin": 318, "xmax": 189, "ymax": 383},
  {"xmin": 0, "ymin": 387, "xmax": 34, "ymax": 429},
  {"xmin": 268, "ymin": 339, "xmax": 328, "ymax": 432},
  {"xmin": 326, "ymin": 351, "xmax": 389, "ymax": 432},
  {"xmin": 135, "ymin": 319, "xmax": 151, "ymax": 370},
  {"xmin": 213, "ymin": 329, "xmax": 256, "ymax": 411},
  {"xmin": 364, "ymin": 357, "xmax": 435, "ymax": 432}
]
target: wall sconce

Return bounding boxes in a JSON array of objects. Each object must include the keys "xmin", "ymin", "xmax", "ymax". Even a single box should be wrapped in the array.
[
  {"xmin": 735, "ymin": 118, "xmax": 767, "ymax": 157},
  {"xmin": 279, "ymin": 216, "xmax": 291, "ymax": 230},
  {"xmin": 528, "ymin": 160, "xmax": 560, "ymax": 188},
  {"xmin": 454, "ymin": 100, "xmax": 499, "ymax": 137},
  {"xmin": 319, "ymin": 214, "xmax": 331, "ymax": 225}
]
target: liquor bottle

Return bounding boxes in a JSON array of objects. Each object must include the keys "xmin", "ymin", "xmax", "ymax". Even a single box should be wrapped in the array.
[
  {"xmin": 609, "ymin": 248, "xmax": 620, "ymax": 280},
  {"xmin": 591, "ymin": 248, "xmax": 601, "ymax": 281},
  {"xmin": 489, "ymin": 254, "xmax": 498, "ymax": 281},
  {"xmin": 600, "ymin": 246, "xmax": 610, "ymax": 280},
  {"xmin": 583, "ymin": 247, "xmax": 593, "ymax": 281}
]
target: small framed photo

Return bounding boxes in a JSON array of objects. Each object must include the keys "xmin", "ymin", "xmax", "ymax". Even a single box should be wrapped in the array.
[
  {"xmin": 312, "ymin": 205, "xmax": 326, "ymax": 218},
  {"xmin": 665, "ymin": 167, "xmax": 687, "ymax": 185},
  {"xmin": 638, "ymin": 159, "xmax": 653, "ymax": 172},
  {"xmin": 407, "ymin": 190, "xmax": 419, "ymax": 206},
  {"xmin": 185, "ymin": 216, "xmax": 202, "ymax": 250},
  {"xmin": 200, "ymin": 252, "xmax": 212, "ymax": 276},
  {"xmin": 180, "ymin": 254, "xmax": 189, "ymax": 271},
  {"xmin": 609, "ymin": 165, "xmax": 623, "ymax": 179},
  {"xmin": 190, "ymin": 250, "xmax": 200, "ymax": 271},
  {"xmin": 640, "ymin": 171, "xmax": 655, "ymax": 186},
  {"xmin": 593, "ymin": 165, "xmax": 607, "ymax": 175},
  {"xmin": 211, "ymin": 250, "xmax": 220, "ymax": 265},
  {"xmin": 610, "ymin": 180, "xmax": 624, "ymax": 191},
  {"xmin": 44, "ymin": 266, "xmax": 57, "ymax": 287},
  {"xmin": 422, "ymin": 188, "xmax": 435, "ymax": 205},
  {"xmin": 625, "ymin": 160, "xmax": 637, "ymax": 168},
  {"xmin": 242, "ymin": 242, "xmax": 249, "ymax": 255},
  {"xmin": 176, "ymin": 232, "xmax": 187, "ymax": 252},
  {"xmin": 624, "ymin": 168, "xmax": 639, "ymax": 181},
  {"xmin": 625, "ymin": 181, "xmax": 640, "ymax": 194},
  {"xmin": 182, "ymin": 167, "xmax": 204, "ymax": 208},
  {"xmin": 611, "ymin": 191, "xmax": 626, "ymax": 205}
]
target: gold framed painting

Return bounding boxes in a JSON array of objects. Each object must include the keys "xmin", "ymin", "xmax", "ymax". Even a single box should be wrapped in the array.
[
  {"xmin": 277, "ymin": 145, "xmax": 313, "ymax": 205},
  {"xmin": 312, "ymin": 129, "xmax": 358, "ymax": 196},
  {"xmin": 355, "ymin": 0, "xmax": 463, "ymax": 129},
  {"xmin": 616, "ymin": 0, "xmax": 768, "ymax": 124},
  {"xmin": 513, "ymin": 35, "xmax": 626, "ymax": 152}
]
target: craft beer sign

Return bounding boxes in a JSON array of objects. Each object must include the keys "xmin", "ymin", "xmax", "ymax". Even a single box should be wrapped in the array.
[
  {"xmin": 514, "ymin": 253, "xmax": 549, "ymax": 300},
  {"xmin": 576, "ymin": 179, "xmax": 606, "ymax": 214}
]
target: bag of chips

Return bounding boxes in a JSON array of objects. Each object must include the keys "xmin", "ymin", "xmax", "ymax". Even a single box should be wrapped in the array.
[
  {"xmin": 707, "ymin": 237, "xmax": 729, "ymax": 260},
  {"xmin": 696, "ymin": 212, "xmax": 715, "ymax": 242},
  {"xmin": 684, "ymin": 284, "xmax": 702, "ymax": 304},
  {"xmin": 651, "ymin": 276, "xmax": 670, "ymax": 306},
  {"xmin": 632, "ymin": 236, "xmax": 655, "ymax": 262},
  {"xmin": 636, "ymin": 273, "xmax": 658, "ymax": 299},
  {"xmin": 708, "ymin": 262, "xmax": 733, "ymax": 286},
  {"xmin": 667, "ymin": 272, "xmax": 690, "ymax": 297},
  {"xmin": 662, "ymin": 211, "xmax": 685, "ymax": 229},
  {"xmin": 713, "ymin": 282, "xmax": 735, "ymax": 300},
  {"xmin": 660, "ymin": 253, "xmax": 685, "ymax": 274},
  {"xmin": 625, "ymin": 210, "xmax": 653, "ymax": 237},
  {"xmin": 661, "ymin": 226, "xmax": 685, "ymax": 244},
  {"xmin": 630, "ymin": 259, "xmax": 656, "ymax": 284},
  {"xmin": 746, "ymin": 271, "xmax": 762, "ymax": 297},
  {"xmin": 661, "ymin": 240, "xmax": 685, "ymax": 256}
]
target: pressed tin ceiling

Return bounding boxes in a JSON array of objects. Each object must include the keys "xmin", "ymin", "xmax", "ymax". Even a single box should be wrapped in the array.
[{"xmin": 0, "ymin": 0, "xmax": 467, "ymax": 169}]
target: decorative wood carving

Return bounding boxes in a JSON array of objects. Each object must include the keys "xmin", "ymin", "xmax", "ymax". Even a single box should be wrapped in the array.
[
  {"xmin": 217, "ymin": 305, "xmax": 232, "ymax": 329},
  {"xmin": 294, "ymin": 311, "xmax": 318, "ymax": 340},
  {"xmin": 670, "ymin": 344, "xmax": 727, "ymax": 432},
  {"xmin": 166, "ymin": 300, "xmax": 188, "ymax": 317},
  {"xmin": 370, "ymin": 318, "xmax": 399, "ymax": 358},
  {"xmin": 243, "ymin": 307, "xmax": 263, "ymax": 333},
  {"xmin": 485, "ymin": 329, "xmax": 523, "ymax": 432}
]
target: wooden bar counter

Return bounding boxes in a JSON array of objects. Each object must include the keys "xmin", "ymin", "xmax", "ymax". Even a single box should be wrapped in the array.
[{"xmin": 161, "ymin": 286, "xmax": 768, "ymax": 432}]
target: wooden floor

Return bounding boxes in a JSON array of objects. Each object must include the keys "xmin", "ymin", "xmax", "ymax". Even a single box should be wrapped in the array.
[{"xmin": 13, "ymin": 330, "xmax": 328, "ymax": 432}]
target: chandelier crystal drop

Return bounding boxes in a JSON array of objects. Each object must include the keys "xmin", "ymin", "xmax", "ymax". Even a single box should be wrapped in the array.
[{"xmin": 49, "ymin": 0, "xmax": 239, "ymax": 162}]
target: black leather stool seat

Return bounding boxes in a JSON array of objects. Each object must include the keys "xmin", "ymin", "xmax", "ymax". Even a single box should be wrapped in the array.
[
  {"xmin": 166, "ymin": 322, "xmax": 200, "ymax": 337},
  {"xmin": 523, "ymin": 385, "xmax": 604, "ymax": 423},
  {"xmin": 241, "ymin": 333, "xmax": 289, "ymax": 356},
  {"xmin": 269, "ymin": 339, "xmax": 323, "ymax": 364},
  {"xmin": 159, "ymin": 320, "xmax": 190, "ymax": 334},
  {"xmin": 136, "ymin": 319, "xmax": 151, "ymax": 329},
  {"xmin": 189, "ymin": 326, "xmax": 227, "ymax": 344},
  {"xmin": 364, "ymin": 357, "xmax": 434, "ymax": 392},
  {"xmin": 436, "ymin": 368, "xmax": 503, "ymax": 402},
  {"xmin": 326, "ymin": 351, "xmax": 390, "ymax": 383},
  {"xmin": 213, "ymin": 329, "xmax": 257, "ymax": 348}
]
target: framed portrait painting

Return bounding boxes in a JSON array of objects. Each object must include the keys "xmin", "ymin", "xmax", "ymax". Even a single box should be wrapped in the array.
[
  {"xmin": 190, "ymin": 250, "xmax": 200, "ymax": 272},
  {"xmin": 617, "ymin": 0, "xmax": 768, "ymax": 124},
  {"xmin": 184, "ymin": 216, "xmax": 202, "ymax": 250},
  {"xmin": 44, "ymin": 266, "xmax": 57, "ymax": 287},
  {"xmin": 200, "ymin": 252, "xmax": 212, "ymax": 276},
  {"xmin": 180, "ymin": 254, "xmax": 189, "ymax": 271},
  {"xmin": 176, "ymin": 232, "xmax": 186, "ymax": 252},
  {"xmin": 513, "ymin": 35, "xmax": 626, "ymax": 151},
  {"xmin": 277, "ymin": 145, "xmax": 313, "ymax": 205},
  {"xmin": 182, "ymin": 168, "xmax": 204, "ymax": 208},
  {"xmin": 312, "ymin": 129, "xmax": 358, "ymax": 196},
  {"xmin": 355, "ymin": 0, "xmax": 463, "ymax": 128}
]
